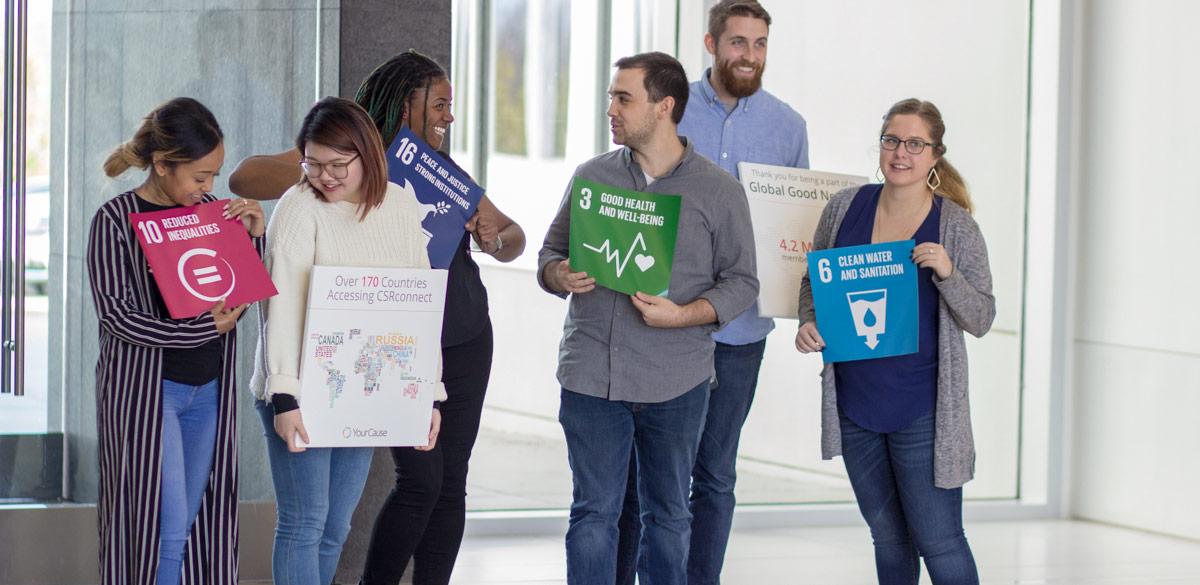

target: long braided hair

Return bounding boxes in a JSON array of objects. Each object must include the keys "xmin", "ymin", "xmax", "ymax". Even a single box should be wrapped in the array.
[{"xmin": 354, "ymin": 50, "xmax": 448, "ymax": 148}]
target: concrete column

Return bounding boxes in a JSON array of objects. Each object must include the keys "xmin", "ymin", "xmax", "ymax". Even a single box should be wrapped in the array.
[
  {"xmin": 51, "ymin": 1, "xmax": 339, "ymax": 582},
  {"xmin": 334, "ymin": 2, "xmax": 451, "ymax": 582}
]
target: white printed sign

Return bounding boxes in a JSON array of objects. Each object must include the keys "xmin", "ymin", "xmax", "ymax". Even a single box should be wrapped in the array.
[
  {"xmin": 738, "ymin": 163, "xmax": 867, "ymax": 318},
  {"xmin": 298, "ymin": 266, "xmax": 447, "ymax": 447}
]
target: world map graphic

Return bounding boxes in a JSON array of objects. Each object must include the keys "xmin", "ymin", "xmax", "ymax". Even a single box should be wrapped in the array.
[{"xmin": 310, "ymin": 328, "xmax": 422, "ymax": 407}]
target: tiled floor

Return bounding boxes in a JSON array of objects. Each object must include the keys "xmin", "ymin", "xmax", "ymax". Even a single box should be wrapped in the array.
[
  {"xmin": 447, "ymin": 520, "xmax": 1200, "ymax": 584},
  {"xmin": 466, "ymin": 426, "xmax": 855, "ymax": 511},
  {"xmin": 456, "ymin": 429, "xmax": 1200, "ymax": 583}
]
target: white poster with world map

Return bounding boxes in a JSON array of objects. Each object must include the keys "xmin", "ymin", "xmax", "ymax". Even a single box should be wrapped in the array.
[{"xmin": 297, "ymin": 266, "xmax": 447, "ymax": 447}]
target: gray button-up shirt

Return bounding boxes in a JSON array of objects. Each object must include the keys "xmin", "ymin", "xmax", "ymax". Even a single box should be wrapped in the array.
[{"xmin": 538, "ymin": 139, "xmax": 759, "ymax": 403}]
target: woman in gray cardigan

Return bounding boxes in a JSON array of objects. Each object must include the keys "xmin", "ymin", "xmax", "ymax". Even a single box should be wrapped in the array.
[{"xmin": 796, "ymin": 98, "xmax": 995, "ymax": 585}]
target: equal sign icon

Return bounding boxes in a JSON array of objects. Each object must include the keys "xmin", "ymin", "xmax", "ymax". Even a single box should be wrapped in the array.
[{"xmin": 192, "ymin": 266, "xmax": 223, "ymax": 285}]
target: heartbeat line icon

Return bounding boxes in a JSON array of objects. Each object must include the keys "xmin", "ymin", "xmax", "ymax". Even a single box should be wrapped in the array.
[{"xmin": 582, "ymin": 232, "xmax": 652, "ymax": 278}]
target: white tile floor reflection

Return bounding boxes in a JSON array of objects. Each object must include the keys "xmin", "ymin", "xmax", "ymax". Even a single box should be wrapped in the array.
[
  {"xmin": 0, "ymin": 296, "xmax": 50, "ymax": 433},
  {"xmin": 466, "ymin": 426, "xmax": 855, "ymax": 512},
  {"xmin": 447, "ymin": 520, "xmax": 1200, "ymax": 584}
]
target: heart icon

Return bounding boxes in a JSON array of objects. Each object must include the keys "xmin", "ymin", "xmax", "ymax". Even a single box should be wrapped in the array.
[{"xmin": 635, "ymin": 254, "xmax": 655, "ymax": 272}]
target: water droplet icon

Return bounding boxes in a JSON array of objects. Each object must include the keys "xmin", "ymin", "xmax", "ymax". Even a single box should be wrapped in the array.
[{"xmin": 863, "ymin": 308, "xmax": 877, "ymax": 327}]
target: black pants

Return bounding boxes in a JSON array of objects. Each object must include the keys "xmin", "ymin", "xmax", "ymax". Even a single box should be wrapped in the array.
[{"xmin": 360, "ymin": 321, "xmax": 493, "ymax": 585}]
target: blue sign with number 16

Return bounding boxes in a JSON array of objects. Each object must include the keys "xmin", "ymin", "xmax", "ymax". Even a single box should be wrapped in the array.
[
  {"xmin": 807, "ymin": 240, "xmax": 918, "ymax": 363},
  {"xmin": 386, "ymin": 127, "xmax": 484, "ymax": 269}
]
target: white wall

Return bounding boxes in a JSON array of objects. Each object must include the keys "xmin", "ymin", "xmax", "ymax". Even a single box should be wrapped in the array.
[
  {"xmin": 704, "ymin": 1, "xmax": 1032, "ymax": 498},
  {"xmin": 1070, "ymin": 0, "xmax": 1200, "ymax": 540},
  {"xmin": 474, "ymin": 0, "xmax": 1033, "ymax": 503}
]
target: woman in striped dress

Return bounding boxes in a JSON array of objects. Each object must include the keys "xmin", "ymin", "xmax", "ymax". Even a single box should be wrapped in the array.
[{"xmin": 88, "ymin": 97, "xmax": 265, "ymax": 585}]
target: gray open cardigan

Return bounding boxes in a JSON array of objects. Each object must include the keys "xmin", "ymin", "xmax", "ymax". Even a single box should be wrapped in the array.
[{"xmin": 797, "ymin": 186, "xmax": 996, "ymax": 489}]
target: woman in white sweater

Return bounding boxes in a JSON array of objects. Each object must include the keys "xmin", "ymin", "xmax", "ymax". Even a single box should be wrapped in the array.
[{"xmin": 250, "ymin": 96, "xmax": 445, "ymax": 585}]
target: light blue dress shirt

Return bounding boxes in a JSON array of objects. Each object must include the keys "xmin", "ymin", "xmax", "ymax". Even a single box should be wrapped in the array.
[{"xmin": 677, "ymin": 68, "xmax": 810, "ymax": 345}]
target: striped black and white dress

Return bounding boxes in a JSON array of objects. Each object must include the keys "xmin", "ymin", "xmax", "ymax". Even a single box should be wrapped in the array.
[{"xmin": 87, "ymin": 190, "xmax": 264, "ymax": 585}]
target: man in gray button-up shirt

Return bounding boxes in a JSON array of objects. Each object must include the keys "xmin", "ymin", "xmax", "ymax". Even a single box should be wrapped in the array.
[
  {"xmin": 617, "ymin": 4, "xmax": 810, "ymax": 584},
  {"xmin": 538, "ymin": 52, "xmax": 758, "ymax": 585}
]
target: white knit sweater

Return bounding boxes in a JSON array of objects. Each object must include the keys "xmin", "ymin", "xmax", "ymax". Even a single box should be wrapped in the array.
[{"xmin": 250, "ymin": 182, "xmax": 447, "ymax": 402}]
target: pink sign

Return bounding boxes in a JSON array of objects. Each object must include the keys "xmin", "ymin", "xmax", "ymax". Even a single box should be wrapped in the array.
[{"xmin": 129, "ymin": 199, "xmax": 277, "ymax": 319}]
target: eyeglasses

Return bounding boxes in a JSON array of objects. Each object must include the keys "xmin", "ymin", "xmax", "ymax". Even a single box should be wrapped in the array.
[
  {"xmin": 301, "ymin": 154, "xmax": 360, "ymax": 179},
  {"xmin": 880, "ymin": 135, "xmax": 939, "ymax": 155}
]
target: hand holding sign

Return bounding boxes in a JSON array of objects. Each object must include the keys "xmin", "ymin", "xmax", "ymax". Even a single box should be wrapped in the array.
[
  {"xmin": 630, "ymin": 291, "xmax": 711, "ymax": 329},
  {"xmin": 209, "ymin": 298, "xmax": 249, "ymax": 334},
  {"xmin": 912, "ymin": 242, "xmax": 953, "ymax": 279},
  {"xmin": 794, "ymin": 321, "xmax": 825, "ymax": 353},
  {"xmin": 630, "ymin": 292, "xmax": 679, "ymax": 327},
  {"xmin": 414, "ymin": 409, "xmax": 441, "ymax": 452},
  {"xmin": 464, "ymin": 215, "xmax": 496, "ymax": 253},
  {"xmin": 273, "ymin": 409, "xmax": 310, "ymax": 453},
  {"xmin": 222, "ymin": 198, "xmax": 265, "ymax": 237},
  {"xmin": 547, "ymin": 260, "xmax": 596, "ymax": 295}
]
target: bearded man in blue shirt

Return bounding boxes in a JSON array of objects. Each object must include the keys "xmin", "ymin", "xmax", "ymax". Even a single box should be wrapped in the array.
[{"xmin": 615, "ymin": 2, "xmax": 809, "ymax": 584}]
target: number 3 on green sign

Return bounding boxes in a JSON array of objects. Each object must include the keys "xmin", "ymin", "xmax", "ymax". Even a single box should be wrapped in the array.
[
  {"xmin": 818, "ymin": 258, "xmax": 832, "ymax": 283},
  {"xmin": 579, "ymin": 187, "xmax": 592, "ymax": 210}
]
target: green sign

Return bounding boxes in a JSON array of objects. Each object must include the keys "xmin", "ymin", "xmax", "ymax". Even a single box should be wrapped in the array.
[{"xmin": 568, "ymin": 178, "xmax": 681, "ymax": 296}]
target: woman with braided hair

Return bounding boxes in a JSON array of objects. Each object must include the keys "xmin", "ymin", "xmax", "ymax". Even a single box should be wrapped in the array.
[{"xmin": 230, "ymin": 50, "xmax": 524, "ymax": 585}]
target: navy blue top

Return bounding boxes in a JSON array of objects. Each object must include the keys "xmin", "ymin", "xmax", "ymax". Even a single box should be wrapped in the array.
[
  {"xmin": 441, "ymin": 154, "xmax": 491, "ymax": 348},
  {"xmin": 833, "ymin": 184, "xmax": 940, "ymax": 433}
]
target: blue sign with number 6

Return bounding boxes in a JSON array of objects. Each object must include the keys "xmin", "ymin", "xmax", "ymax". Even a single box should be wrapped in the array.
[{"xmin": 807, "ymin": 239, "xmax": 919, "ymax": 363}]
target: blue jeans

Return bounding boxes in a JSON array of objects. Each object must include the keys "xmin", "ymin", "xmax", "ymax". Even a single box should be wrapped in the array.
[
  {"xmin": 615, "ymin": 339, "xmax": 767, "ymax": 585},
  {"xmin": 839, "ymin": 410, "xmax": 979, "ymax": 585},
  {"xmin": 158, "ymin": 379, "xmax": 219, "ymax": 585},
  {"xmin": 559, "ymin": 381, "xmax": 710, "ymax": 585},
  {"xmin": 256, "ymin": 400, "xmax": 374, "ymax": 585}
]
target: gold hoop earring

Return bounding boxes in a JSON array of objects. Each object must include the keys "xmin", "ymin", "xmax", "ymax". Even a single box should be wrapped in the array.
[
  {"xmin": 927, "ymin": 167, "xmax": 942, "ymax": 192},
  {"xmin": 875, "ymin": 167, "xmax": 884, "ymax": 183}
]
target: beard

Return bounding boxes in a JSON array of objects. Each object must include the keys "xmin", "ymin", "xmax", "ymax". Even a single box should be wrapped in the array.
[{"xmin": 715, "ymin": 57, "xmax": 764, "ymax": 98}]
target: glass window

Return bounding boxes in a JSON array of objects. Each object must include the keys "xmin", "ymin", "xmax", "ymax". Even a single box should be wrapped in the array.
[
  {"xmin": 0, "ymin": 0, "xmax": 1037, "ymax": 515},
  {"xmin": 1, "ymin": 0, "xmax": 58, "ymax": 504},
  {"xmin": 741, "ymin": 2, "xmax": 1029, "ymax": 503},
  {"xmin": 492, "ymin": 0, "xmax": 529, "ymax": 156},
  {"xmin": 459, "ymin": 0, "xmax": 1032, "ymax": 513},
  {"xmin": 0, "ymin": 1, "xmax": 333, "ymax": 505},
  {"xmin": 489, "ymin": 0, "xmax": 572, "ymax": 160},
  {"xmin": 461, "ymin": 0, "xmax": 587, "ymax": 511},
  {"xmin": 451, "ymin": 0, "xmax": 479, "ymax": 175}
]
